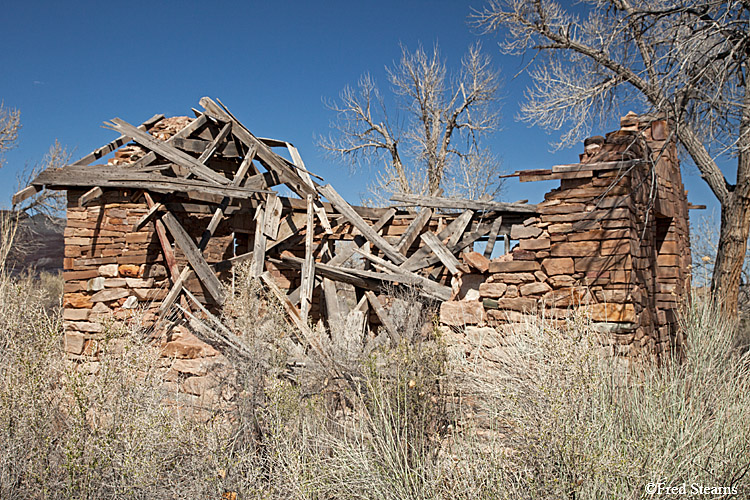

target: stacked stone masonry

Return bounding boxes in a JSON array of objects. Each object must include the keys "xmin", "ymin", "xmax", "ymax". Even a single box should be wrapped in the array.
[
  {"xmin": 439, "ymin": 112, "xmax": 691, "ymax": 360},
  {"xmin": 43, "ymin": 106, "xmax": 692, "ymax": 409}
]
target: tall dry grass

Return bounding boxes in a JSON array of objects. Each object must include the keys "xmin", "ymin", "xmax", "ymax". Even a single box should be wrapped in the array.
[{"xmin": 1, "ymin": 211, "xmax": 749, "ymax": 498}]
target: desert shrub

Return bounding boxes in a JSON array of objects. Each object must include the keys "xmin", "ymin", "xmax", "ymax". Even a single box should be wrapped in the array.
[{"xmin": 462, "ymin": 303, "xmax": 750, "ymax": 499}]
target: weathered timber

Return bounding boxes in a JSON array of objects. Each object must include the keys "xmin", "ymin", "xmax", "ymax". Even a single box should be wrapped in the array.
[
  {"xmin": 420, "ymin": 232, "xmax": 467, "ymax": 275},
  {"xmin": 391, "ymin": 193, "xmax": 537, "ymax": 213},
  {"xmin": 200, "ymin": 97, "xmax": 316, "ymax": 198},
  {"xmin": 251, "ymin": 205, "xmax": 267, "ymax": 277},
  {"xmin": 319, "ymin": 184, "xmax": 406, "ymax": 265},
  {"xmin": 263, "ymin": 194, "xmax": 283, "ymax": 240},
  {"xmin": 401, "ymin": 210, "xmax": 473, "ymax": 271},
  {"xmin": 106, "ymin": 118, "xmax": 230, "ymax": 185},
  {"xmin": 12, "ymin": 185, "xmax": 41, "ymax": 205},
  {"xmin": 483, "ymin": 216, "xmax": 503, "ymax": 259},
  {"xmin": 328, "ymin": 208, "xmax": 397, "ymax": 267},
  {"xmin": 300, "ymin": 195, "xmax": 316, "ymax": 322},
  {"xmin": 365, "ymin": 291, "xmax": 400, "ymax": 344},
  {"xmin": 322, "ymin": 278, "xmax": 342, "ymax": 324},
  {"xmin": 32, "ymin": 166, "xmax": 269, "ymax": 199},
  {"xmin": 551, "ymin": 159, "xmax": 641, "ymax": 173},
  {"xmin": 396, "ymin": 208, "xmax": 432, "ymax": 255},
  {"xmin": 196, "ymin": 122, "xmax": 232, "ymax": 164},
  {"xmin": 353, "ymin": 248, "xmax": 452, "ymax": 301},
  {"xmin": 134, "ymin": 202, "xmax": 165, "ymax": 231},
  {"xmin": 72, "ymin": 113, "xmax": 164, "ymax": 166},
  {"xmin": 160, "ymin": 211, "xmax": 225, "ymax": 305}
]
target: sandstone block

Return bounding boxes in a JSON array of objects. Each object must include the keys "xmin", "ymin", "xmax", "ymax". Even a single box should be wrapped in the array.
[
  {"xmin": 63, "ymin": 308, "xmax": 90, "ymax": 321},
  {"xmin": 457, "ymin": 274, "xmax": 486, "ymax": 300},
  {"xmin": 125, "ymin": 278, "xmax": 154, "ymax": 288},
  {"xmin": 461, "ymin": 252, "xmax": 490, "ymax": 273},
  {"xmin": 86, "ymin": 277, "xmax": 105, "ymax": 292},
  {"xmin": 549, "ymin": 275, "xmax": 576, "ymax": 288},
  {"xmin": 486, "ymin": 297, "xmax": 537, "ymax": 312},
  {"xmin": 479, "ymin": 282, "xmax": 508, "ymax": 298},
  {"xmin": 182, "ymin": 376, "xmax": 220, "ymax": 396},
  {"xmin": 587, "ymin": 303, "xmax": 636, "ymax": 323},
  {"xmin": 99, "ymin": 264, "xmax": 119, "ymax": 277},
  {"xmin": 122, "ymin": 296, "xmax": 138, "ymax": 309},
  {"xmin": 65, "ymin": 331, "xmax": 86, "ymax": 355},
  {"xmin": 542, "ymin": 257, "xmax": 575, "ymax": 276},
  {"xmin": 118, "ymin": 264, "xmax": 141, "ymax": 277},
  {"xmin": 534, "ymin": 270, "xmax": 548, "ymax": 282},
  {"xmin": 486, "ymin": 272, "xmax": 536, "ymax": 284},
  {"xmin": 439, "ymin": 301, "xmax": 486, "ymax": 326},
  {"xmin": 542, "ymin": 287, "xmax": 591, "ymax": 307},
  {"xmin": 510, "ymin": 224, "xmax": 542, "ymax": 239},
  {"xmin": 104, "ymin": 278, "xmax": 128, "ymax": 288},
  {"xmin": 505, "ymin": 285, "xmax": 519, "ymax": 298},
  {"xmin": 489, "ymin": 261, "xmax": 540, "ymax": 273},
  {"xmin": 519, "ymin": 238, "xmax": 550, "ymax": 251},
  {"xmin": 133, "ymin": 288, "xmax": 168, "ymax": 301},
  {"xmin": 91, "ymin": 289, "xmax": 130, "ymax": 303},
  {"xmin": 64, "ymin": 321, "xmax": 103, "ymax": 333},
  {"xmin": 64, "ymin": 293, "xmax": 93, "ymax": 309},
  {"xmin": 550, "ymin": 241, "xmax": 600, "ymax": 257},
  {"xmin": 171, "ymin": 358, "xmax": 210, "ymax": 377},
  {"xmin": 519, "ymin": 282, "xmax": 552, "ymax": 297},
  {"xmin": 162, "ymin": 330, "xmax": 220, "ymax": 359}
]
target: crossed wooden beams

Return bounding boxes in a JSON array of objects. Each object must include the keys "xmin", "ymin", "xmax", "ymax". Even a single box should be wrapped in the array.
[{"xmin": 16, "ymin": 96, "xmax": 538, "ymax": 359}]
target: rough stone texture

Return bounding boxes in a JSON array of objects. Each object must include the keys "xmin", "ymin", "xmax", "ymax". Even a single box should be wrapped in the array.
[
  {"xmin": 479, "ymin": 282, "xmax": 508, "ymax": 298},
  {"xmin": 462, "ymin": 252, "xmax": 490, "ymax": 273},
  {"xmin": 542, "ymin": 258, "xmax": 575, "ymax": 276},
  {"xmin": 519, "ymin": 281, "xmax": 552, "ymax": 296},
  {"xmin": 439, "ymin": 301, "xmax": 486, "ymax": 326},
  {"xmin": 510, "ymin": 224, "xmax": 542, "ymax": 239}
]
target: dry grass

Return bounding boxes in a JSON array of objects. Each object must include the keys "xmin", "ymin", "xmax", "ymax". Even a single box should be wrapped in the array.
[{"xmin": 1, "ymin": 212, "xmax": 749, "ymax": 498}]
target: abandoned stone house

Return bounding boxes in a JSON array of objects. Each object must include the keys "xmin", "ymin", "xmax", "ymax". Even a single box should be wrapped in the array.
[{"xmin": 16, "ymin": 98, "xmax": 693, "ymax": 405}]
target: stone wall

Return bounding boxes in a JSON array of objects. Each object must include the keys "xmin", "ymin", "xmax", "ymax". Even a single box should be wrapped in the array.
[{"xmin": 439, "ymin": 113, "xmax": 690, "ymax": 362}]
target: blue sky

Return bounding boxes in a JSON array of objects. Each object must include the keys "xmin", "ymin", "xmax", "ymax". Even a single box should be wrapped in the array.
[{"xmin": 0, "ymin": 0, "xmax": 717, "ymax": 215}]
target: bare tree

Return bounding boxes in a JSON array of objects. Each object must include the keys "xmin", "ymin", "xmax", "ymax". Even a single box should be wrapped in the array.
[
  {"xmin": 1, "ymin": 103, "xmax": 68, "ymax": 217},
  {"xmin": 15, "ymin": 140, "xmax": 70, "ymax": 217},
  {"xmin": 0, "ymin": 103, "xmax": 20, "ymax": 169},
  {"xmin": 321, "ymin": 43, "xmax": 503, "ymax": 204},
  {"xmin": 477, "ymin": 0, "xmax": 750, "ymax": 315}
]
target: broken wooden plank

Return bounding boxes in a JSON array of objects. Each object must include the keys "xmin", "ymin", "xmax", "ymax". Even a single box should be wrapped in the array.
[
  {"xmin": 11, "ymin": 185, "xmax": 41, "ymax": 206},
  {"xmin": 251, "ymin": 205, "xmax": 267, "ymax": 277},
  {"xmin": 365, "ymin": 291, "xmax": 400, "ymax": 344},
  {"xmin": 411, "ymin": 223, "xmax": 493, "ymax": 274},
  {"xmin": 319, "ymin": 184, "xmax": 406, "ymax": 265},
  {"xmin": 160, "ymin": 211, "xmax": 226, "ymax": 305},
  {"xmin": 197, "ymin": 121, "xmax": 232, "ymax": 164},
  {"xmin": 322, "ymin": 278, "xmax": 342, "ymax": 324},
  {"xmin": 401, "ymin": 210, "xmax": 473, "ymax": 271},
  {"xmin": 31, "ymin": 165, "xmax": 269, "ymax": 199},
  {"xmin": 262, "ymin": 193, "xmax": 283, "ymax": 240},
  {"xmin": 353, "ymin": 248, "xmax": 452, "ymax": 301},
  {"xmin": 396, "ymin": 207, "xmax": 432, "ymax": 255},
  {"xmin": 390, "ymin": 193, "xmax": 538, "ymax": 213},
  {"xmin": 78, "ymin": 186, "xmax": 104, "ymax": 207},
  {"xmin": 420, "ymin": 231, "xmax": 467, "ymax": 275},
  {"xmin": 483, "ymin": 216, "xmax": 503, "ymax": 259},
  {"xmin": 328, "ymin": 208, "xmax": 396, "ymax": 267},
  {"xmin": 105, "ymin": 118, "xmax": 230, "ymax": 186},
  {"xmin": 128, "ymin": 114, "xmax": 210, "ymax": 170},
  {"xmin": 200, "ymin": 97, "xmax": 317, "ymax": 197},
  {"xmin": 169, "ymin": 137, "xmax": 240, "ymax": 157},
  {"xmin": 72, "ymin": 113, "xmax": 164, "ymax": 166},
  {"xmin": 143, "ymin": 193, "xmax": 179, "ymax": 280},
  {"xmin": 551, "ymin": 159, "xmax": 640, "ymax": 173},
  {"xmin": 299, "ymin": 195, "xmax": 316, "ymax": 322}
]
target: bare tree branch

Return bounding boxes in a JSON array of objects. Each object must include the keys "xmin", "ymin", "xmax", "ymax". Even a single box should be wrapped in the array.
[
  {"xmin": 321, "ymin": 43, "xmax": 503, "ymax": 202},
  {"xmin": 476, "ymin": 0, "xmax": 750, "ymax": 313}
]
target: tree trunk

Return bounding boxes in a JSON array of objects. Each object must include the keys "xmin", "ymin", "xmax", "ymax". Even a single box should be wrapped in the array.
[{"xmin": 711, "ymin": 190, "xmax": 750, "ymax": 314}]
